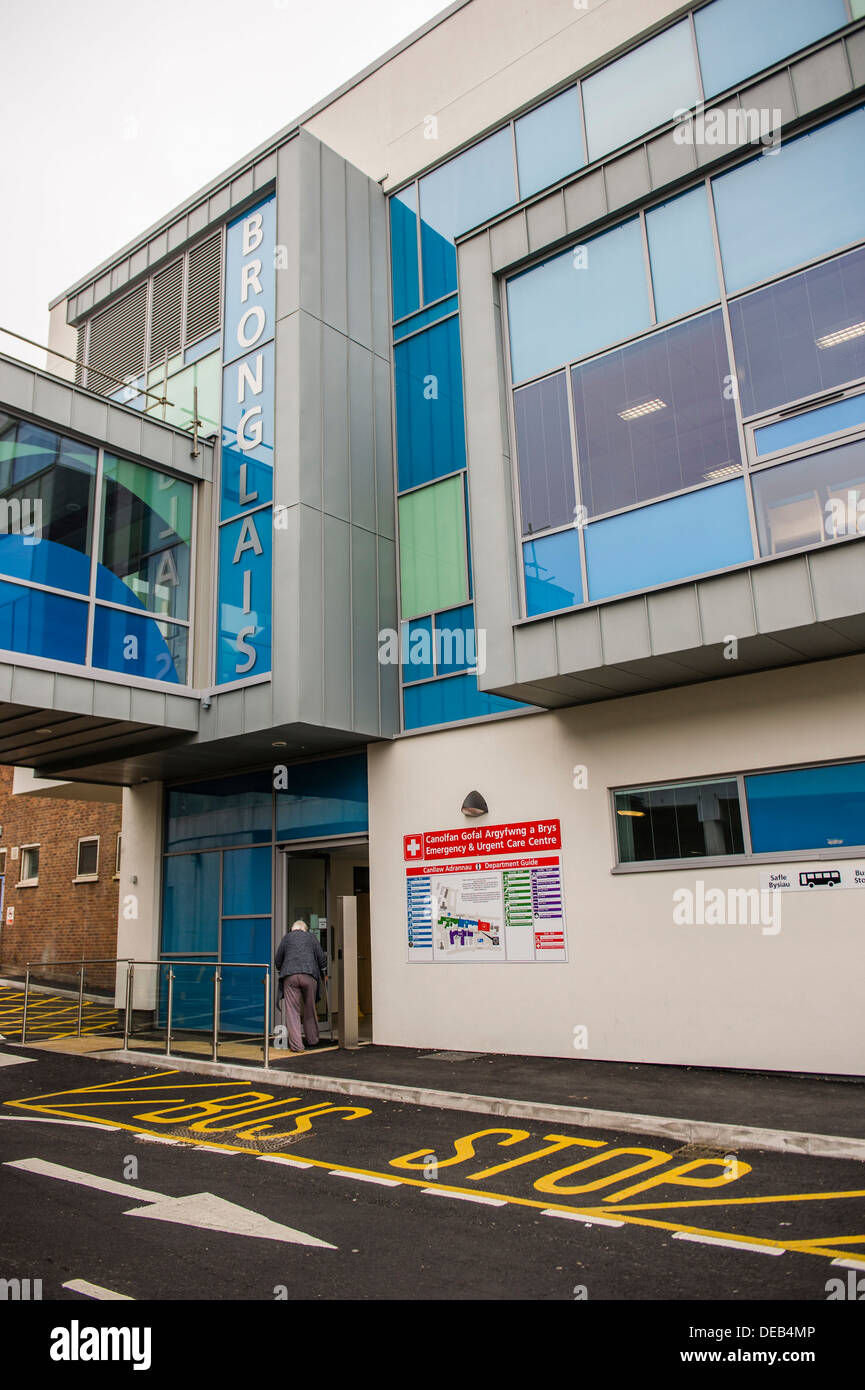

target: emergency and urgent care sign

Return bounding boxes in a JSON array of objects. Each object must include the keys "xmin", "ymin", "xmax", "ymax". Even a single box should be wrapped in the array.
[
  {"xmin": 403, "ymin": 820, "xmax": 561, "ymax": 862},
  {"xmin": 405, "ymin": 820, "xmax": 567, "ymax": 963},
  {"xmin": 216, "ymin": 195, "xmax": 275, "ymax": 683}
]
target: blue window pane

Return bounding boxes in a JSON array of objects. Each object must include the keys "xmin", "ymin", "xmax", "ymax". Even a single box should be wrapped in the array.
[
  {"xmin": 166, "ymin": 772, "xmax": 273, "ymax": 852},
  {"xmin": 696, "ymin": 0, "xmax": 848, "ymax": 101},
  {"xmin": 419, "ymin": 130, "xmax": 516, "ymax": 303},
  {"xmin": 523, "ymin": 529, "xmax": 583, "ymax": 616},
  {"xmin": 514, "ymin": 372, "xmax": 575, "ymax": 535},
  {"xmin": 571, "ymin": 311, "xmax": 740, "ymax": 518},
  {"xmin": 646, "ymin": 187, "xmax": 720, "ymax": 323},
  {"xmin": 0, "ymin": 535, "xmax": 91, "ymax": 595},
  {"xmin": 751, "ymin": 440, "xmax": 865, "ymax": 556},
  {"xmin": 162, "ymin": 853, "xmax": 219, "ymax": 954},
  {"xmin": 712, "ymin": 108, "xmax": 865, "ymax": 293},
  {"xmin": 729, "ymin": 245, "xmax": 865, "ymax": 418},
  {"xmin": 508, "ymin": 218, "xmax": 651, "ymax": 383},
  {"xmin": 220, "ymin": 919, "xmax": 271, "ymax": 1032},
  {"xmin": 395, "ymin": 315, "xmax": 466, "ymax": 490},
  {"xmin": 582, "ymin": 20, "xmax": 700, "ymax": 162},
  {"xmin": 92, "ymin": 606, "xmax": 186, "ymax": 683},
  {"xmin": 223, "ymin": 847, "xmax": 272, "ymax": 917},
  {"xmin": 755, "ymin": 394, "xmax": 865, "ymax": 457},
  {"xmin": 276, "ymin": 753, "xmax": 368, "ymax": 841},
  {"xmin": 390, "ymin": 186, "xmax": 420, "ymax": 321},
  {"xmin": 746, "ymin": 762, "xmax": 865, "ymax": 853},
  {"xmin": 393, "ymin": 295, "xmax": 458, "ymax": 339},
  {"xmin": 403, "ymin": 674, "xmax": 521, "ymax": 730},
  {"xmin": 0, "ymin": 581, "xmax": 87, "ymax": 664},
  {"xmin": 516, "ymin": 86, "xmax": 584, "ymax": 199},
  {"xmin": 585, "ymin": 479, "xmax": 753, "ymax": 601},
  {"xmin": 402, "ymin": 615, "xmax": 434, "ymax": 682},
  {"xmin": 435, "ymin": 603, "xmax": 476, "ymax": 675}
]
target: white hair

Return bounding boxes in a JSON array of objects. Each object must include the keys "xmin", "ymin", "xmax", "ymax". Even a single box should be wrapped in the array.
[{"xmin": 290, "ymin": 920, "xmax": 308, "ymax": 932}]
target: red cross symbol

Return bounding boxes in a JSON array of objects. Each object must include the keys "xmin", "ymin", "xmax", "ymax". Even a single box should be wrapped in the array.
[{"xmin": 404, "ymin": 834, "xmax": 424, "ymax": 860}]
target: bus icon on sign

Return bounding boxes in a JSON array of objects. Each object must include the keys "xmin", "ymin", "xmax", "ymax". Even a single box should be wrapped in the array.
[{"xmin": 799, "ymin": 870, "xmax": 841, "ymax": 888}]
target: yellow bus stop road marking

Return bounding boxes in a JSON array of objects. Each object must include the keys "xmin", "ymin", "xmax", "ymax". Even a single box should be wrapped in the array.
[{"xmin": 3, "ymin": 1071, "xmax": 863, "ymax": 1265}]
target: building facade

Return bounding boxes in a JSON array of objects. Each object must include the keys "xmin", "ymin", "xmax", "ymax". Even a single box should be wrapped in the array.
[{"xmin": 1, "ymin": 0, "xmax": 864, "ymax": 1069}]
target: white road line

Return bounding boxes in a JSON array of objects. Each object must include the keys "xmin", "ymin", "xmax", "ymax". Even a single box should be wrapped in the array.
[
  {"xmin": 194, "ymin": 1144, "xmax": 239, "ymax": 1154},
  {"xmin": 673, "ymin": 1231, "xmax": 784, "ymax": 1256},
  {"xmin": 5, "ymin": 1157, "xmax": 165, "ymax": 1202},
  {"xmin": 63, "ymin": 1278, "xmax": 134, "ymax": 1301},
  {"xmin": 542, "ymin": 1209, "xmax": 624, "ymax": 1227},
  {"xmin": 0, "ymin": 1117, "xmax": 120, "ymax": 1130},
  {"xmin": 831, "ymin": 1257, "xmax": 865, "ymax": 1269},
  {"xmin": 421, "ymin": 1187, "xmax": 507, "ymax": 1207},
  {"xmin": 257, "ymin": 1155, "xmax": 313, "ymax": 1169},
  {"xmin": 133, "ymin": 1133, "xmax": 182, "ymax": 1145},
  {"xmin": 329, "ymin": 1169, "xmax": 402, "ymax": 1187}
]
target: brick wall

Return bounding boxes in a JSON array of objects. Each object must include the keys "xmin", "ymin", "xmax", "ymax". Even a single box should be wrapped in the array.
[{"xmin": 0, "ymin": 767, "xmax": 121, "ymax": 989}]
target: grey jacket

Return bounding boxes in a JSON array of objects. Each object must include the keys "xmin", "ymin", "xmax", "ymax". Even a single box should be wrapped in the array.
[{"xmin": 275, "ymin": 930, "xmax": 327, "ymax": 982}]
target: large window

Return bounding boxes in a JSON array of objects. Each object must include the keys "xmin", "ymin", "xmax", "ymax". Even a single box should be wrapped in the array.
[
  {"xmin": 0, "ymin": 413, "xmax": 194, "ymax": 683},
  {"xmin": 614, "ymin": 760, "xmax": 865, "ymax": 865},
  {"xmin": 582, "ymin": 20, "xmax": 700, "ymax": 162}
]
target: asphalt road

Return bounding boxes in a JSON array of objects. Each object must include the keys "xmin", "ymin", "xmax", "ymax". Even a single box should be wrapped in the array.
[{"xmin": 1, "ymin": 1046, "xmax": 864, "ymax": 1321}]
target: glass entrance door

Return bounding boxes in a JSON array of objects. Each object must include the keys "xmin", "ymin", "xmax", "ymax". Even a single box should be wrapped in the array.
[{"xmin": 283, "ymin": 853, "xmax": 332, "ymax": 1037}]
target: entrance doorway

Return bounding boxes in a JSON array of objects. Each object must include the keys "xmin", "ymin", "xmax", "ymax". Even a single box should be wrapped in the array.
[{"xmin": 278, "ymin": 839, "xmax": 371, "ymax": 1043}]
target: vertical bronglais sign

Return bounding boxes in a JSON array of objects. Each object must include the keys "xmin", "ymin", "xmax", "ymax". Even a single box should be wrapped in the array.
[{"xmin": 216, "ymin": 194, "xmax": 276, "ymax": 683}]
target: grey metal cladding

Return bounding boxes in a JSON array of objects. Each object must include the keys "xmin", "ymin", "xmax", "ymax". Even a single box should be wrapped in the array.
[
  {"xmin": 322, "ymin": 513, "xmax": 351, "ymax": 729},
  {"xmin": 321, "ymin": 323, "xmax": 351, "ymax": 522},
  {"xmin": 351, "ymin": 523, "xmax": 380, "ymax": 733}
]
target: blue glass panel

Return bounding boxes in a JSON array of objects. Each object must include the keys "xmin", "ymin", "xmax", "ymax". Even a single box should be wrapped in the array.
[
  {"xmin": 275, "ymin": 753, "xmax": 368, "ymax": 841},
  {"xmin": 162, "ymin": 853, "xmax": 219, "ymax": 954},
  {"xmin": 507, "ymin": 218, "xmax": 651, "ymax": 383},
  {"xmin": 582, "ymin": 20, "xmax": 700, "ymax": 162},
  {"xmin": 515, "ymin": 86, "xmax": 584, "ymax": 199},
  {"xmin": 402, "ymin": 615, "xmax": 434, "ymax": 683},
  {"xmin": 223, "ymin": 846, "xmax": 272, "ymax": 917},
  {"xmin": 403, "ymin": 674, "xmax": 521, "ymax": 730},
  {"xmin": 751, "ymin": 440, "xmax": 865, "ymax": 556},
  {"xmin": 220, "ymin": 341, "xmax": 275, "ymax": 519},
  {"xmin": 166, "ymin": 772, "xmax": 273, "ymax": 852},
  {"xmin": 755, "ymin": 394, "xmax": 865, "ymax": 456},
  {"xmin": 216, "ymin": 508, "xmax": 272, "ymax": 683},
  {"xmin": 92, "ymin": 606, "xmax": 186, "ymax": 683},
  {"xmin": 712, "ymin": 108, "xmax": 865, "ymax": 293},
  {"xmin": 746, "ymin": 762, "xmax": 865, "ymax": 853},
  {"xmin": 395, "ymin": 316, "xmax": 466, "ymax": 490},
  {"xmin": 220, "ymin": 919, "xmax": 271, "ymax": 1032},
  {"xmin": 646, "ymin": 187, "xmax": 720, "ymax": 322},
  {"xmin": 0, "ymin": 581, "xmax": 87, "ymax": 664},
  {"xmin": 393, "ymin": 295, "xmax": 458, "ymax": 340},
  {"xmin": 696, "ymin": 0, "xmax": 848, "ymax": 101},
  {"xmin": 390, "ymin": 186, "xmax": 421, "ymax": 321},
  {"xmin": 156, "ymin": 961, "xmax": 216, "ymax": 1031},
  {"xmin": 0, "ymin": 536, "xmax": 91, "ymax": 595},
  {"xmin": 420, "ymin": 129, "xmax": 516, "ymax": 303},
  {"xmin": 435, "ymin": 603, "xmax": 476, "ymax": 675},
  {"xmin": 523, "ymin": 529, "xmax": 583, "ymax": 616},
  {"xmin": 729, "ymin": 245, "xmax": 865, "ymax": 418},
  {"xmin": 585, "ymin": 479, "xmax": 753, "ymax": 601}
]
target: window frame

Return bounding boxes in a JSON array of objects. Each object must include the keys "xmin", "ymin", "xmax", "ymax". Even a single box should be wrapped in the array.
[
  {"xmin": 18, "ymin": 844, "xmax": 40, "ymax": 887},
  {"xmin": 75, "ymin": 836, "xmax": 100, "ymax": 882},
  {"xmin": 611, "ymin": 757, "xmax": 865, "ymax": 872}
]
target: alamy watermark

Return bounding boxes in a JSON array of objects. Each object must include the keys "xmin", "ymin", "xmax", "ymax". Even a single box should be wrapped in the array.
[
  {"xmin": 673, "ymin": 104, "xmax": 782, "ymax": 154},
  {"xmin": 0, "ymin": 498, "xmax": 41, "ymax": 544},
  {"xmin": 673, "ymin": 880, "xmax": 781, "ymax": 935},
  {"xmin": 378, "ymin": 624, "xmax": 486, "ymax": 676}
]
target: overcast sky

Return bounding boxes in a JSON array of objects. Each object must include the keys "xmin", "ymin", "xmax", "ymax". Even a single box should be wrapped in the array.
[{"xmin": 0, "ymin": 0, "xmax": 449, "ymax": 368}]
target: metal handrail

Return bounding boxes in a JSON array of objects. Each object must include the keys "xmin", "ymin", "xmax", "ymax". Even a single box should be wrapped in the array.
[{"xmin": 21, "ymin": 958, "xmax": 273, "ymax": 1062}]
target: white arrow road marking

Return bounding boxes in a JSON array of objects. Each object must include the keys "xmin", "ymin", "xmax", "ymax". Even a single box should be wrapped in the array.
[
  {"xmin": 63, "ymin": 1278, "xmax": 134, "ymax": 1301},
  {"xmin": 4, "ymin": 1158, "xmax": 336, "ymax": 1248},
  {"xmin": 0, "ymin": 1052, "xmax": 34, "ymax": 1066},
  {"xmin": 0, "ymin": 1117, "xmax": 120, "ymax": 1130}
]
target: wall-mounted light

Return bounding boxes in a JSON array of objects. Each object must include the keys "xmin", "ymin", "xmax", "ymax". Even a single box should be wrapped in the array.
[{"xmin": 461, "ymin": 790, "xmax": 488, "ymax": 818}]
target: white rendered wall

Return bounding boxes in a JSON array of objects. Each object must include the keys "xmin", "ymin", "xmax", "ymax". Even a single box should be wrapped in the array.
[
  {"xmin": 368, "ymin": 655, "xmax": 865, "ymax": 1074},
  {"xmin": 114, "ymin": 782, "xmax": 163, "ymax": 1009}
]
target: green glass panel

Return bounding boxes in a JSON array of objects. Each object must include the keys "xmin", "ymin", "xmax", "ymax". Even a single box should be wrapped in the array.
[
  {"xmin": 146, "ymin": 352, "xmax": 220, "ymax": 439},
  {"xmin": 398, "ymin": 475, "xmax": 468, "ymax": 619},
  {"xmin": 852, "ymin": 0, "xmax": 865, "ymax": 17}
]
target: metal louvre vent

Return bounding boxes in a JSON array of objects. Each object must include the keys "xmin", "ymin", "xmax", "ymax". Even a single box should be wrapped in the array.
[
  {"xmin": 185, "ymin": 232, "xmax": 222, "ymax": 344},
  {"xmin": 86, "ymin": 283, "xmax": 147, "ymax": 395},
  {"xmin": 149, "ymin": 258, "xmax": 183, "ymax": 365},
  {"xmin": 74, "ymin": 325, "xmax": 87, "ymax": 385}
]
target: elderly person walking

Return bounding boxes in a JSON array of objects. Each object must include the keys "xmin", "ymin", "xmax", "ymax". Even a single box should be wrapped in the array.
[{"xmin": 275, "ymin": 919, "xmax": 328, "ymax": 1053}]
